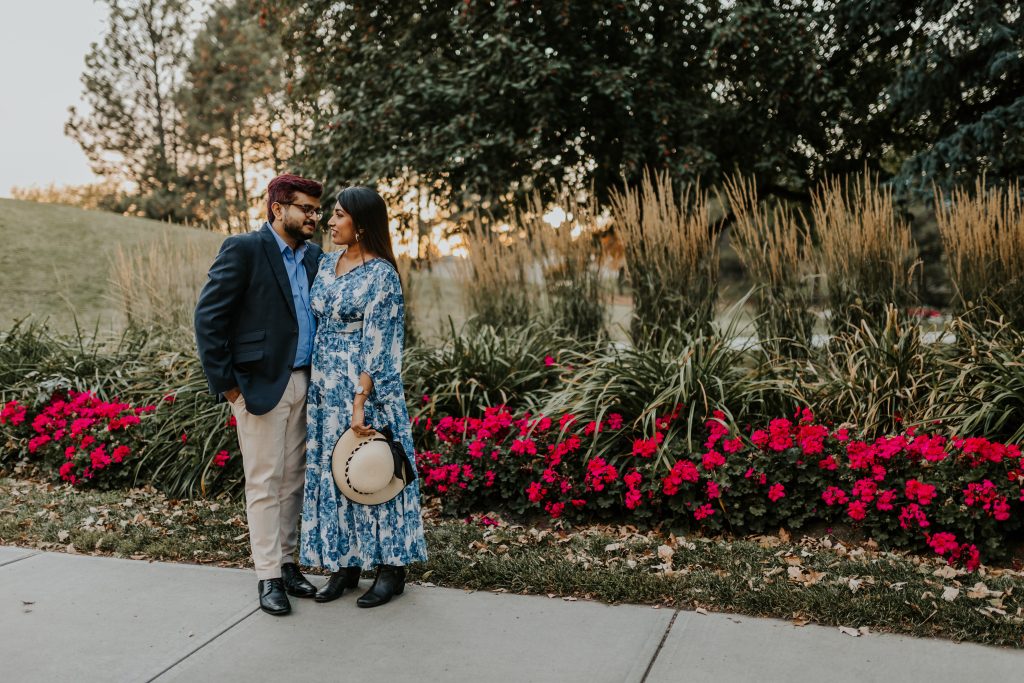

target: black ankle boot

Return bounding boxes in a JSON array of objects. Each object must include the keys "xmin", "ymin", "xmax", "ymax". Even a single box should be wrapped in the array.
[
  {"xmin": 356, "ymin": 565, "xmax": 406, "ymax": 608},
  {"xmin": 315, "ymin": 566, "xmax": 362, "ymax": 603}
]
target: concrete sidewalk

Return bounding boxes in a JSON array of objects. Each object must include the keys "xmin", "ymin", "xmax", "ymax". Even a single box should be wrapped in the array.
[{"xmin": 1, "ymin": 546, "xmax": 1021, "ymax": 682}]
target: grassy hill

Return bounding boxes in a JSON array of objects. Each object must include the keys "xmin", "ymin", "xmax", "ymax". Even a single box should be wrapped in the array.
[
  {"xmin": 0, "ymin": 199, "xmax": 620, "ymax": 340},
  {"xmin": 0, "ymin": 199, "xmax": 469, "ymax": 340},
  {"xmin": 0, "ymin": 199, "xmax": 225, "ymax": 333}
]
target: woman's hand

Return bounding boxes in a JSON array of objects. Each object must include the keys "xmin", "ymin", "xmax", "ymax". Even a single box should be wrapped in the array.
[{"xmin": 351, "ymin": 401, "xmax": 375, "ymax": 437}]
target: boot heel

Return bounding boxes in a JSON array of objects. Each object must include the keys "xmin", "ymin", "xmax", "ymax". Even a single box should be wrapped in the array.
[{"xmin": 395, "ymin": 583, "xmax": 405, "ymax": 595}]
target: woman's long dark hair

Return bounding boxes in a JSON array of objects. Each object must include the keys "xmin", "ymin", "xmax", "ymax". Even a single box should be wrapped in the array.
[{"xmin": 337, "ymin": 186, "xmax": 398, "ymax": 272}]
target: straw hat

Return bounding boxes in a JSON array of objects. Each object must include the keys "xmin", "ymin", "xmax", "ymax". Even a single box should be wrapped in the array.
[{"xmin": 332, "ymin": 427, "xmax": 413, "ymax": 505}]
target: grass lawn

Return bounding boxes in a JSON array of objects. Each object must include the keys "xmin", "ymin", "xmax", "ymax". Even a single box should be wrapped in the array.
[
  {"xmin": 2, "ymin": 476, "xmax": 1022, "ymax": 648},
  {"xmin": 0, "ymin": 199, "xmax": 225, "ymax": 333}
]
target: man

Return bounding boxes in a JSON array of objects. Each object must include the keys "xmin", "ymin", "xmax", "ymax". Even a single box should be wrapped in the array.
[{"xmin": 194, "ymin": 174, "xmax": 323, "ymax": 616}]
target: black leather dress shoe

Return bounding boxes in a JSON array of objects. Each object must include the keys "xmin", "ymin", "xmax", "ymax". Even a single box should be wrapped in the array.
[
  {"xmin": 258, "ymin": 578, "xmax": 291, "ymax": 616},
  {"xmin": 281, "ymin": 563, "xmax": 316, "ymax": 598},
  {"xmin": 315, "ymin": 566, "xmax": 362, "ymax": 603},
  {"xmin": 356, "ymin": 565, "xmax": 406, "ymax": 608}
]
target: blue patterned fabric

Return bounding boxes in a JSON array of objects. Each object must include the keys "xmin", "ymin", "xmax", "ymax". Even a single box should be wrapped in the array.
[{"xmin": 300, "ymin": 251, "xmax": 428, "ymax": 570}]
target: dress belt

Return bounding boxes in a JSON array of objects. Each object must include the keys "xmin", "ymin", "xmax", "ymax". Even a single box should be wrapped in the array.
[{"xmin": 319, "ymin": 318, "xmax": 364, "ymax": 335}]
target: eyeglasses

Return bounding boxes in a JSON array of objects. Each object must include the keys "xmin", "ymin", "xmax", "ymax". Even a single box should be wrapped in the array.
[{"xmin": 279, "ymin": 202, "xmax": 324, "ymax": 219}]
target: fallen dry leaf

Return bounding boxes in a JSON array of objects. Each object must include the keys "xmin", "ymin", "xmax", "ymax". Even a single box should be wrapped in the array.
[{"xmin": 966, "ymin": 582, "xmax": 1003, "ymax": 600}]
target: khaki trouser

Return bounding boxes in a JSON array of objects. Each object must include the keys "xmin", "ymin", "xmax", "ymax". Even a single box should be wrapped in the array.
[{"xmin": 229, "ymin": 369, "xmax": 309, "ymax": 580}]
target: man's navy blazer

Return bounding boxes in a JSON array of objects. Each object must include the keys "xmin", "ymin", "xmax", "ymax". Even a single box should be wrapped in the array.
[{"xmin": 194, "ymin": 224, "xmax": 323, "ymax": 416}]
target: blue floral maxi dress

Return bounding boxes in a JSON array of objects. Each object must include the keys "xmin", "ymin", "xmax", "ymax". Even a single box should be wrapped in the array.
[{"xmin": 300, "ymin": 252, "xmax": 428, "ymax": 570}]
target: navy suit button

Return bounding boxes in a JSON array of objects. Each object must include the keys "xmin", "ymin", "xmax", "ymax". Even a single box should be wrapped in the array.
[{"xmin": 292, "ymin": 328, "xmax": 298, "ymax": 333}]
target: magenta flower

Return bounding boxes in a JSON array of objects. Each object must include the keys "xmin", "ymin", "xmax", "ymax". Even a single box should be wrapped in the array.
[{"xmin": 694, "ymin": 503, "xmax": 714, "ymax": 520}]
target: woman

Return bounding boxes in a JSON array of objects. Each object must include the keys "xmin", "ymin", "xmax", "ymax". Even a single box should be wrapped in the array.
[{"xmin": 300, "ymin": 186, "xmax": 427, "ymax": 608}]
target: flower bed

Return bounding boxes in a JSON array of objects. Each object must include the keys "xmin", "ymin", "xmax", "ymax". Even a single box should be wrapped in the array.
[
  {"xmin": 1, "ymin": 391, "xmax": 237, "ymax": 492},
  {"xmin": 414, "ymin": 406, "xmax": 1024, "ymax": 570},
  {"xmin": 5, "ymin": 387, "xmax": 1023, "ymax": 571},
  {"xmin": 1, "ymin": 392, "xmax": 158, "ymax": 487}
]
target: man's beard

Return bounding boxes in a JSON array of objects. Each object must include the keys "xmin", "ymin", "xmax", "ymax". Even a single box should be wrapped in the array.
[{"xmin": 282, "ymin": 214, "xmax": 316, "ymax": 243}]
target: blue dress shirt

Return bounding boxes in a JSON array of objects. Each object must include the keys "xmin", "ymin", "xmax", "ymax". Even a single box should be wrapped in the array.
[{"xmin": 268, "ymin": 223, "xmax": 315, "ymax": 368}]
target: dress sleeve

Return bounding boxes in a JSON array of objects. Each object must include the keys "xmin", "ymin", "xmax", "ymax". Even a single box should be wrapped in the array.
[{"xmin": 358, "ymin": 264, "xmax": 405, "ymax": 402}]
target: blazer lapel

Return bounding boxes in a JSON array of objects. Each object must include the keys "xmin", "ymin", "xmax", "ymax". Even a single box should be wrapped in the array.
[{"xmin": 260, "ymin": 225, "xmax": 298, "ymax": 322}]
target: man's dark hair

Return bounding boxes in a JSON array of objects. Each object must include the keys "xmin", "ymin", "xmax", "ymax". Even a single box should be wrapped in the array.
[{"xmin": 266, "ymin": 174, "xmax": 323, "ymax": 223}]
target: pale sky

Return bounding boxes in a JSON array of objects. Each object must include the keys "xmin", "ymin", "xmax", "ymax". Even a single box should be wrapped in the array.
[{"xmin": 0, "ymin": 1, "xmax": 108, "ymax": 196}]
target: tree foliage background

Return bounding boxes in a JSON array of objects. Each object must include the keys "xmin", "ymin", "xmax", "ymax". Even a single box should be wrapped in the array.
[{"xmin": 66, "ymin": 0, "xmax": 1022, "ymax": 223}]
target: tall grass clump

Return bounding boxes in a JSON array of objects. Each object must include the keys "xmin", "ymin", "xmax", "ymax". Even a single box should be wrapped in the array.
[
  {"xmin": 812, "ymin": 172, "xmax": 919, "ymax": 332},
  {"xmin": 610, "ymin": 170, "xmax": 719, "ymax": 344},
  {"xmin": 454, "ymin": 219, "xmax": 538, "ymax": 329},
  {"xmin": 936, "ymin": 180, "xmax": 1024, "ymax": 328},
  {"xmin": 517, "ymin": 190, "xmax": 608, "ymax": 339},
  {"xmin": 932, "ymin": 317, "xmax": 1024, "ymax": 443},
  {"xmin": 542, "ymin": 297, "xmax": 782, "ymax": 472},
  {"xmin": 0, "ymin": 320, "xmax": 157, "ymax": 403},
  {"xmin": 721, "ymin": 175, "xmax": 815, "ymax": 357},
  {"xmin": 122, "ymin": 347, "xmax": 243, "ymax": 498},
  {"xmin": 395, "ymin": 253, "xmax": 421, "ymax": 346},
  {"xmin": 795, "ymin": 305, "xmax": 946, "ymax": 436},
  {"xmin": 111, "ymin": 234, "xmax": 211, "ymax": 335},
  {"xmin": 404, "ymin": 320, "xmax": 575, "ymax": 424}
]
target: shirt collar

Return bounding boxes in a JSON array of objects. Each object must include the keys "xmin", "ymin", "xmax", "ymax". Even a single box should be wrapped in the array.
[{"xmin": 266, "ymin": 222, "xmax": 308, "ymax": 260}]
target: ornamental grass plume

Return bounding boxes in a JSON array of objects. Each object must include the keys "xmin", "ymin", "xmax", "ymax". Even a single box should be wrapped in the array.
[
  {"xmin": 111, "ymin": 234, "xmax": 209, "ymax": 335},
  {"xmin": 516, "ymin": 188, "xmax": 609, "ymax": 340},
  {"xmin": 609, "ymin": 169, "xmax": 719, "ymax": 344},
  {"xmin": 395, "ymin": 253, "xmax": 420, "ymax": 345},
  {"xmin": 720, "ymin": 174, "xmax": 815, "ymax": 357},
  {"xmin": 454, "ymin": 217, "xmax": 538, "ymax": 329},
  {"xmin": 811, "ymin": 171, "xmax": 920, "ymax": 333},
  {"xmin": 935, "ymin": 179, "xmax": 1024, "ymax": 328}
]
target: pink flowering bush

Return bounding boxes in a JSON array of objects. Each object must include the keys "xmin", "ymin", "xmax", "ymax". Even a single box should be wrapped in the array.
[
  {"xmin": 1, "ymin": 390, "xmax": 239, "ymax": 492},
  {"xmin": 1, "ymin": 391, "xmax": 155, "ymax": 487},
  {"xmin": 414, "ymin": 404, "xmax": 1023, "ymax": 570}
]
